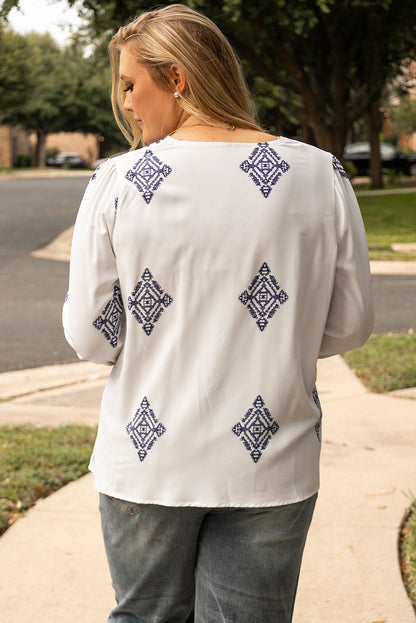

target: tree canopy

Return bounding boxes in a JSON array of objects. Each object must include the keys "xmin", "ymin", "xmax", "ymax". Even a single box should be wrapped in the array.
[
  {"xmin": 1, "ymin": 0, "xmax": 416, "ymax": 184},
  {"xmin": 65, "ymin": 0, "xmax": 416, "ymax": 186},
  {"xmin": 0, "ymin": 27, "xmax": 123, "ymax": 165},
  {"xmin": 188, "ymin": 0, "xmax": 416, "ymax": 169}
]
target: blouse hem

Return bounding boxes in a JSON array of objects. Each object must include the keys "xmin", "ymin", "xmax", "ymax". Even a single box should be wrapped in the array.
[{"xmin": 91, "ymin": 472, "xmax": 319, "ymax": 509}]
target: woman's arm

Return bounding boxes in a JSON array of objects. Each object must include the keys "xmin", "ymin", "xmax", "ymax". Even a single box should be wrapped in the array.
[
  {"xmin": 319, "ymin": 164, "xmax": 374, "ymax": 358},
  {"xmin": 63, "ymin": 161, "xmax": 124, "ymax": 365}
]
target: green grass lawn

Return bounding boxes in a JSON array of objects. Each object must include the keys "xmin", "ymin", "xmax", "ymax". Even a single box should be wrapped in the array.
[
  {"xmin": 400, "ymin": 500, "xmax": 416, "ymax": 612},
  {"xmin": 343, "ymin": 333, "xmax": 416, "ymax": 393},
  {"xmin": 357, "ymin": 192, "xmax": 416, "ymax": 260},
  {"xmin": 0, "ymin": 425, "xmax": 96, "ymax": 536}
]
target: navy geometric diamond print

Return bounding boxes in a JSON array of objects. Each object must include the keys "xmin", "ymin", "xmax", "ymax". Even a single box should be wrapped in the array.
[
  {"xmin": 126, "ymin": 150, "xmax": 172, "ymax": 204},
  {"xmin": 240, "ymin": 142, "xmax": 290, "ymax": 197},
  {"xmin": 126, "ymin": 397, "xmax": 166, "ymax": 462},
  {"xmin": 128, "ymin": 268, "xmax": 173, "ymax": 336},
  {"xmin": 332, "ymin": 155, "xmax": 348, "ymax": 178},
  {"xmin": 312, "ymin": 386, "xmax": 322, "ymax": 442},
  {"xmin": 92, "ymin": 285, "xmax": 124, "ymax": 348},
  {"xmin": 232, "ymin": 395, "xmax": 279, "ymax": 463},
  {"xmin": 239, "ymin": 262, "xmax": 289, "ymax": 331}
]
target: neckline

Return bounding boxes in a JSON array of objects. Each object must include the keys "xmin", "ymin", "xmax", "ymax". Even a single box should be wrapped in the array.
[{"xmin": 163, "ymin": 135, "xmax": 284, "ymax": 147}]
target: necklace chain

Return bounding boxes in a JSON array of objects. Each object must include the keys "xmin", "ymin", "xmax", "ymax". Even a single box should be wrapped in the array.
[{"xmin": 170, "ymin": 121, "xmax": 236, "ymax": 137}]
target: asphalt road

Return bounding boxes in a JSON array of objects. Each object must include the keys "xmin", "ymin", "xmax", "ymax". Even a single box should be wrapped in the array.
[
  {"xmin": 0, "ymin": 176, "xmax": 89, "ymax": 372},
  {"xmin": 0, "ymin": 176, "xmax": 414, "ymax": 372}
]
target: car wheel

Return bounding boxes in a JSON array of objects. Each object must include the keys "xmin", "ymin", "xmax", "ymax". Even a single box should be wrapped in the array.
[{"xmin": 409, "ymin": 163, "xmax": 416, "ymax": 177}]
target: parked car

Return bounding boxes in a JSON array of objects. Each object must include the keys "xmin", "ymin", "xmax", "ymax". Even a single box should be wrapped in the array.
[
  {"xmin": 46, "ymin": 152, "xmax": 87, "ymax": 168},
  {"xmin": 342, "ymin": 142, "xmax": 416, "ymax": 177}
]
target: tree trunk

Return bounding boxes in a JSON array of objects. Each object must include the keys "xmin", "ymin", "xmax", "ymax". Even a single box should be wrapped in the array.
[
  {"xmin": 367, "ymin": 98, "xmax": 383, "ymax": 189},
  {"xmin": 305, "ymin": 103, "xmax": 346, "ymax": 158},
  {"xmin": 33, "ymin": 129, "xmax": 47, "ymax": 168}
]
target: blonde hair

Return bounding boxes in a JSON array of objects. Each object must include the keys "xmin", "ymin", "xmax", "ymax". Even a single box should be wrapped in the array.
[{"xmin": 109, "ymin": 4, "xmax": 261, "ymax": 148}]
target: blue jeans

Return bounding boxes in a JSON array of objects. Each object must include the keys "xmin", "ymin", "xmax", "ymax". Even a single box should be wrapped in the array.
[{"xmin": 99, "ymin": 493, "xmax": 317, "ymax": 623}]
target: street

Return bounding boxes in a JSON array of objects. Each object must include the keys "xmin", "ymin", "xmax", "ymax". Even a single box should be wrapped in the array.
[
  {"xmin": 0, "ymin": 176, "xmax": 414, "ymax": 372},
  {"xmin": 0, "ymin": 176, "xmax": 89, "ymax": 372}
]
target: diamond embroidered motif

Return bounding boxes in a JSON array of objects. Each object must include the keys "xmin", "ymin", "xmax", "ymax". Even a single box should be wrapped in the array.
[
  {"xmin": 312, "ymin": 386, "xmax": 322, "ymax": 442},
  {"xmin": 92, "ymin": 285, "xmax": 124, "ymax": 348},
  {"xmin": 126, "ymin": 150, "xmax": 172, "ymax": 204},
  {"xmin": 128, "ymin": 268, "xmax": 173, "ymax": 335},
  {"xmin": 239, "ymin": 263, "xmax": 289, "ymax": 331},
  {"xmin": 126, "ymin": 397, "xmax": 166, "ymax": 462},
  {"xmin": 240, "ymin": 142, "xmax": 290, "ymax": 197},
  {"xmin": 232, "ymin": 395, "xmax": 279, "ymax": 463},
  {"xmin": 91, "ymin": 158, "xmax": 108, "ymax": 181},
  {"xmin": 332, "ymin": 155, "xmax": 348, "ymax": 178}
]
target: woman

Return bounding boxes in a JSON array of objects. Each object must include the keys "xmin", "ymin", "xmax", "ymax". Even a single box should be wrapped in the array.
[{"xmin": 63, "ymin": 5, "xmax": 373, "ymax": 622}]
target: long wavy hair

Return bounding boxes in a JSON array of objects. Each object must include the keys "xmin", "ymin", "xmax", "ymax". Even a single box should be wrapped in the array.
[{"xmin": 108, "ymin": 4, "xmax": 261, "ymax": 148}]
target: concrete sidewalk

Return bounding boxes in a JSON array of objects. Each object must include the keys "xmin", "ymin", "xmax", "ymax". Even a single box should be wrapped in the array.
[{"xmin": 0, "ymin": 356, "xmax": 415, "ymax": 622}]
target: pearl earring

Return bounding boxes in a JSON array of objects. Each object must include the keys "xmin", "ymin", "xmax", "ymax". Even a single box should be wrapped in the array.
[{"xmin": 173, "ymin": 91, "xmax": 179, "ymax": 98}]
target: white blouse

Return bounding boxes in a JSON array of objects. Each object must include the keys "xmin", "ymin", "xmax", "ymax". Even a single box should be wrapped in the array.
[{"xmin": 63, "ymin": 136, "xmax": 373, "ymax": 507}]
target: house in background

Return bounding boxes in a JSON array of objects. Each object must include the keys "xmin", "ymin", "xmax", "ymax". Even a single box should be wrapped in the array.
[
  {"xmin": 0, "ymin": 125, "xmax": 31, "ymax": 168},
  {"xmin": 383, "ymin": 59, "xmax": 416, "ymax": 152},
  {"xmin": 41, "ymin": 132, "xmax": 99, "ymax": 167},
  {"xmin": 0, "ymin": 126, "xmax": 99, "ymax": 168},
  {"xmin": 383, "ymin": 112, "xmax": 416, "ymax": 152}
]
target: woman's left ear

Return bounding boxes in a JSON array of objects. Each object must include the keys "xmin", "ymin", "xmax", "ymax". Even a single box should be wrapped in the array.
[{"xmin": 169, "ymin": 64, "xmax": 186, "ymax": 95}]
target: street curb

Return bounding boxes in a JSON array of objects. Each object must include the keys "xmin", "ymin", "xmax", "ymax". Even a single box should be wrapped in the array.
[
  {"xmin": 370, "ymin": 260, "xmax": 416, "ymax": 274},
  {"xmin": 31, "ymin": 226, "xmax": 73, "ymax": 262},
  {"xmin": 0, "ymin": 361, "xmax": 110, "ymax": 402},
  {"xmin": 0, "ymin": 169, "xmax": 92, "ymax": 180}
]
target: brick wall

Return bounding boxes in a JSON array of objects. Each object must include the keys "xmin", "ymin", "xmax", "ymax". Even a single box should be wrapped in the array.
[
  {"xmin": 41, "ymin": 132, "xmax": 99, "ymax": 166},
  {"xmin": 0, "ymin": 126, "xmax": 12, "ymax": 168}
]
